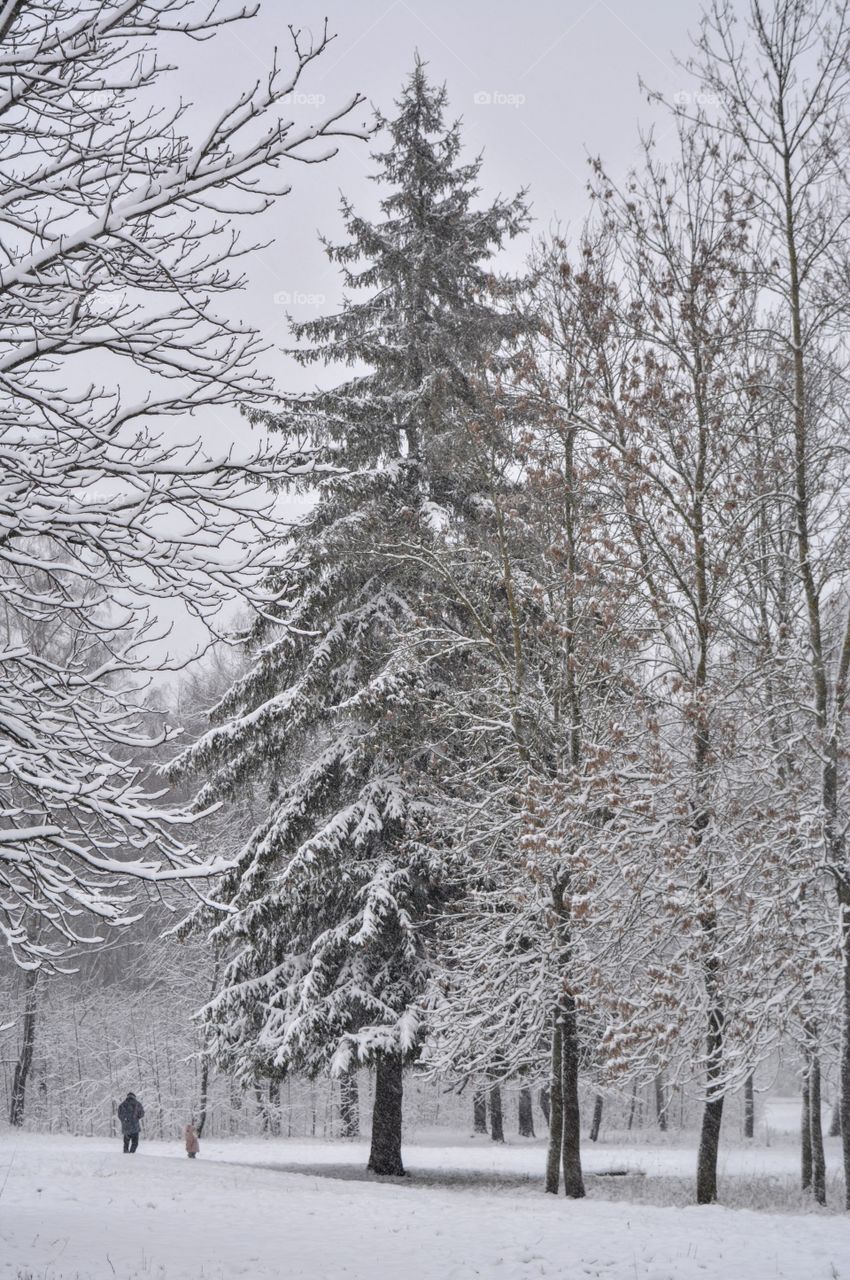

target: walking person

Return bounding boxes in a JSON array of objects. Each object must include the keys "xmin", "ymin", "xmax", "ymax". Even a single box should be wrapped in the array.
[
  {"xmin": 184, "ymin": 1121, "xmax": 200, "ymax": 1159},
  {"xmin": 118, "ymin": 1091, "xmax": 144, "ymax": 1153}
]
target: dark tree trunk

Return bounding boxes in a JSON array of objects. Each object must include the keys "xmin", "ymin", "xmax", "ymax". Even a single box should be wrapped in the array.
[
  {"xmin": 696, "ymin": 1095, "xmax": 724, "ymax": 1205},
  {"xmin": 589, "ymin": 1093, "xmax": 603, "ymax": 1142},
  {"xmin": 809, "ymin": 1051, "xmax": 826, "ymax": 1205},
  {"xmin": 197, "ymin": 961, "xmax": 219, "ymax": 1140},
  {"xmin": 740, "ymin": 51, "xmax": 850, "ymax": 1210},
  {"xmin": 255, "ymin": 1080, "xmax": 268, "ymax": 1132},
  {"xmin": 801, "ymin": 1073, "xmax": 812, "ymax": 1191},
  {"xmin": 518, "ymin": 1086, "xmax": 535, "ymax": 1138},
  {"xmin": 9, "ymin": 968, "xmax": 38, "ymax": 1128},
  {"xmin": 489, "ymin": 1083, "xmax": 505, "ymax": 1143},
  {"xmin": 539, "ymin": 1086, "xmax": 550, "ymax": 1126},
  {"xmin": 743, "ymin": 1073, "xmax": 754, "ymax": 1140},
  {"xmin": 841, "ymin": 895, "xmax": 850, "ymax": 1208},
  {"xmin": 473, "ymin": 1089, "xmax": 487, "ymax": 1134},
  {"xmin": 627, "ymin": 1081, "xmax": 638, "ymax": 1131},
  {"xmin": 560, "ymin": 998, "xmax": 585, "ymax": 1198},
  {"xmin": 545, "ymin": 1020, "xmax": 563, "ymax": 1194},
  {"xmin": 655, "ymin": 1074, "xmax": 668, "ymax": 1133},
  {"xmin": 197, "ymin": 1055, "xmax": 211, "ymax": 1138},
  {"xmin": 339, "ymin": 1071, "xmax": 360, "ymax": 1139},
  {"xmin": 695, "ymin": 990, "xmax": 725, "ymax": 1205},
  {"xmin": 268, "ymin": 1077, "xmax": 281, "ymax": 1137},
  {"xmin": 367, "ymin": 1053, "xmax": 405, "ymax": 1176}
]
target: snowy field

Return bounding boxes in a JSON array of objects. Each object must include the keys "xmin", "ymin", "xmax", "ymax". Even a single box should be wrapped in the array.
[{"xmin": 1, "ymin": 1103, "xmax": 847, "ymax": 1280}]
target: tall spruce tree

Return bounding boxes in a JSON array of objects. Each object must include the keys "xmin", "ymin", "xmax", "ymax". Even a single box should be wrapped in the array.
[{"xmin": 175, "ymin": 61, "xmax": 528, "ymax": 1176}]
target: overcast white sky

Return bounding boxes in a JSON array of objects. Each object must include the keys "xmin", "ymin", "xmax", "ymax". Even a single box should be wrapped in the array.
[{"xmin": 176, "ymin": 0, "xmax": 716, "ymax": 426}]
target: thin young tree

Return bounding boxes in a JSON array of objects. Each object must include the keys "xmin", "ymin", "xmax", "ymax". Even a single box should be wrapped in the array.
[
  {"xmin": 8, "ymin": 964, "xmax": 38, "ymax": 1126},
  {"xmin": 421, "ymin": 232, "xmax": 654, "ymax": 1199},
  {"xmin": 585, "ymin": 123, "xmax": 794, "ymax": 1203},
  {"xmin": 691, "ymin": 0, "xmax": 850, "ymax": 1206}
]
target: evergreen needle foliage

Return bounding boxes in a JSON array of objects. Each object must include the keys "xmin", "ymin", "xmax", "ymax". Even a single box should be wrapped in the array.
[{"xmin": 175, "ymin": 59, "xmax": 528, "ymax": 1172}]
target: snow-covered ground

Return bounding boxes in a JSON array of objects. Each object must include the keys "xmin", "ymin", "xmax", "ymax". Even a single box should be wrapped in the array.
[{"xmin": 1, "ymin": 1110, "xmax": 846, "ymax": 1280}]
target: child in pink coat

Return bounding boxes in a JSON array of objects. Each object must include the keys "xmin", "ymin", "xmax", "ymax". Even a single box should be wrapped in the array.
[{"xmin": 184, "ymin": 1122, "xmax": 200, "ymax": 1159}]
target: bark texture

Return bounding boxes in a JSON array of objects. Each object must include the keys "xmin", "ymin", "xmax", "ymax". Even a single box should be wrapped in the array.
[
  {"xmin": 696, "ymin": 1095, "xmax": 724, "ymax": 1205},
  {"xmin": 560, "ymin": 998, "xmax": 585, "ymax": 1198},
  {"xmin": 801, "ymin": 1074, "xmax": 812, "ymax": 1191},
  {"xmin": 809, "ymin": 1052, "xmax": 826, "ymax": 1206},
  {"xmin": 268, "ymin": 1077, "xmax": 281, "ymax": 1137},
  {"xmin": 655, "ymin": 1075, "xmax": 668, "ymax": 1133},
  {"xmin": 518, "ymin": 1085, "xmax": 535, "ymax": 1137},
  {"xmin": 545, "ymin": 1020, "xmax": 563, "ymax": 1194},
  {"xmin": 473, "ymin": 1089, "xmax": 487, "ymax": 1134},
  {"xmin": 9, "ymin": 968, "xmax": 38, "ymax": 1128},
  {"xmin": 367, "ymin": 1053, "xmax": 405, "ymax": 1176},
  {"xmin": 489, "ymin": 1083, "xmax": 505, "ymax": 1143},
  {"xmin": 842, "ymin": 898, "xmax": 850, "ymax": 1206},
  {"xmin": 197, "ymin": 1057, "xmax": 211, "ymax": 1138},
  {"xmin": 339, "ymin": 1071, "xmax": 360, "ymax": 1139},
  {"xmin": 627, "ymin": 1082, "xmax": 638, "ymax": 1131},
  {"xmin": 743, "ymin": 1074, "xmax": 754, "ymax": 1140},
  {"xmin": 589, "ymin": 1093, "xmax": 603, "ymax": 1142}
]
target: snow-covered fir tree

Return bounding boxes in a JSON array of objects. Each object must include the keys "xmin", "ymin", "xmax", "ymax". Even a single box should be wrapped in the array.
[{"xmin": 175, "ymin": 60, "xmax": 528, "ymax": 1176}]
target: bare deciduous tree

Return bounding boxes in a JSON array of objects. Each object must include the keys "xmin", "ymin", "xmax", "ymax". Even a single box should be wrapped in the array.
[
  {"xmin": 691, "ymin": 0, "xmax": 850, "ymax": 1208},
  {"xmin": 0, "ymin": 0, "xmax": 366, "ymax": 968}
]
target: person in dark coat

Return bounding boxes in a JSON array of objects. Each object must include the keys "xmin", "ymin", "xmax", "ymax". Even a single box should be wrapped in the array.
[{"xmin": 118, "ymin": 1091, "xmax": 144, "ymax": 1153}]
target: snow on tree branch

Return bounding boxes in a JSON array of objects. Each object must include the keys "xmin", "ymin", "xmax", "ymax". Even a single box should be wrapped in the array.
[{"xmin": 0, "ymin": 0, "xmax": 368, "ymax": 969}]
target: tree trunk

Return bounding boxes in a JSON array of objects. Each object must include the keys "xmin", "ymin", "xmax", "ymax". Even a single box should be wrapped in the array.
[
  {"xmin": 339, "ymin": 1070, "xmax": 360, "ymax": 1139},
  {"xmin": 589, "ymin": 1093, "xmax": 603, "ymax": 1142},
  {"xmin": 539, "ymin": 1086, "xmax": 550, "ymax": 1126},
  {"xmin": 627, "ymin": 1081, "xmax": 638, "ymax": 1131},
  {"xmin": 743, "ymin": 1073, "xmax": 754, "ymax": 1140},
  {"xmin": 255, "ymin": 1080, "xmax": 268, "ymax": 1133},
  {"xmin": 9, "ymin": 968, "xmax": 38, "ymax": 1128},
  {"xmin": 197, "ymin": 1055, "xmax": 211, "ymax": 1138},
  {"xmin": 489, "ymin": 1082, "xmax": 504, "ymax": 1143},
  {"xmin": 809, "ymin": 1051, "xmax": 826, "ymax": 1205},
  {"xmin": 473, "ymin": 1089, "xmax": 487, "ymax": 1134},
  {"xmin": 197, "ymin": 961, "xmax": 219, "ymax": 1140},
  {"xmin": 545, "ymin": 1020, "xmax": 563, "ymax": 1194},
  {"xmin": 828, "ymin": 1095, "xmax": 841, "ymax": 1138},
  {"xmin": 367, "ymin": 1053, "xmax": 405, "ymax": 1176},
  {"xmin": 696, "ymin": 1095, "xmax": 724, "ymax": 1205},
  {"xmin": 655, "ymin": 1074, "xmax": 668, "ymax": 1133},
  {"xmin": 695, "ymin": 1003, "xmax": 725, "ymax": 1204},
  {"xmin": 268, "ymin": 1077, "xmax": 281, "ymax": 1137},
  {"xmin": 560, "ymin": 998, "xmax": 585, "ymax": 1198},
  {"xmin": 841, "ymin": 895, "xmax": 850, "ymax": 1208},
  {"xmin": 801, "ymin": 1073, "xmax": 812, "ymax": 1191},
  {"xmin": 229, "ymin": 1075, "xmax": 242, "ymax": 1136},
  {"xmin": 518, "ymin": 1085, "xmax": 535, "ymax": 1137},
  {"xmin": 775, "ymin": 82, "xmax": 849, "ymax": 1209}
]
